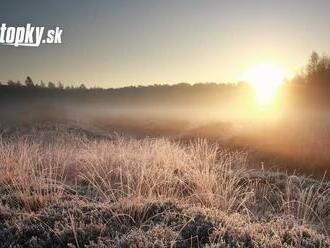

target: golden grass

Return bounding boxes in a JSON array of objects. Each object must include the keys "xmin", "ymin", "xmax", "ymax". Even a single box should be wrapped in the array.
[
  {"xmin": 0, "ymin": 128, "xmax": 329, "ymax": 246},
  {"xmin": 77, "ymin": 137, "xmax": 251, "ymax": 212}
]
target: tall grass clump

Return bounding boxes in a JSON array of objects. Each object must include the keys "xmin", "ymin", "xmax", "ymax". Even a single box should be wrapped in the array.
[
  {"xmin": 0, "ymin": 134, "xmax": 75, "ymax": 211},
  {"xmin": 247, "ymin": 170, "xmax": 330, "ymax": 234},
  {"xmin": 77, "ymin": 137, "xmax": 251, "ymax": 211},
  {"xmin": 281, "ymin": 175, "xmax": 330, "ymax": 232}
]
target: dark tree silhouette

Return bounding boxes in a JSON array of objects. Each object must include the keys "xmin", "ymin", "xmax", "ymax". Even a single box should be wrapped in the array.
[
  {"xmin": 25, "ymin": 76, "xmax": 34, "ymax": 87},
  {"xmin": 48, "ymin": 81, "xmax": 56, "ymax": 89},
  {"xmin": 40, "ymin": 81, "xmax": 46, "ymax": 88},
  {"xmin": 57, "ymin": 81, "xmax": 64, "ymax": 89},
  {"xmin": 6, "ymin": 80, "xmax": 21, "ymax": 87},
  {"xmin": 305, "ymin": 52, "xmax": 330, "ymax": 87}
]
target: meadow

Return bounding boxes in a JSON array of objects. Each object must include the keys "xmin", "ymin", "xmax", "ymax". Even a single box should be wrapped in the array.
[{"xmin": 0, "ymin": 123, "xmax": 329, "ymax": 247}]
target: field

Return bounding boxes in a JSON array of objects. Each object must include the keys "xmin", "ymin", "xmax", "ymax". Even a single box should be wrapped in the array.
[
  {"xmin": 2, "ymin": 1, "xmax": 330, "ymax": 246},
  {"xmin": 0, "ymin": 123, "xmax": 329, "ymax": 247}
]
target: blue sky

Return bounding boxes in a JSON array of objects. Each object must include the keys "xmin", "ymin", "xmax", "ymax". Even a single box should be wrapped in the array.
[{"xmin": 0, "ymin": 0, "xmax": 329, "ymax": 87}]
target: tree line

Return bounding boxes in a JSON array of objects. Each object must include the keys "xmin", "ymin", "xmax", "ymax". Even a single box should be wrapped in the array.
[
  {"xmin": 0, "ymin": 76, "xmax": 87, "ymax": 90},
  {"xmin": 0, "ymin": 52, "xmax": 330, "ymax": 107},
  {"xmin": 292, "ymin": 51, "xmax": 330, "ymax": 86},
  {"xmin": 1, "ymin": 51, "xmax": 330, "ymax": 90}
]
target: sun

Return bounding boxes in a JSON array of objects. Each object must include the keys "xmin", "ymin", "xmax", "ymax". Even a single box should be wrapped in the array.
[{"xmin": 241, "ymin": 63, "xmax": 286, "ymax": 105}]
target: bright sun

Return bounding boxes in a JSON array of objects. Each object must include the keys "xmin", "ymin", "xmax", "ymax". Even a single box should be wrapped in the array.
[{"xmin": 241, "ymin": 63, "xmax": 286, "ymax": 105}]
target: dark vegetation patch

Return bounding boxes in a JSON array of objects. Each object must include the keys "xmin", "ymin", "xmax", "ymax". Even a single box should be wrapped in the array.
[{"xmin": 0, "ymin": 198, "xmax": 329, "ymax": 247}]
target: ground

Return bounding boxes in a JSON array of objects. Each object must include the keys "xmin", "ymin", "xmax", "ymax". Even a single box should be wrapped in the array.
[{"xmin": 0, "ymin": 123, "xmax": 329, "ymax": 247}]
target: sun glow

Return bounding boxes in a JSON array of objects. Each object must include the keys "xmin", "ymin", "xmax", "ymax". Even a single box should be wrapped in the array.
[{"xmin": 241, "ymin": 63, "xmax": 286, "ymax": 105}]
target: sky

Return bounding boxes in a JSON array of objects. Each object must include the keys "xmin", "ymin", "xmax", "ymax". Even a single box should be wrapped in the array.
[{"xmin": 0, "ymin": 0, "xmax": 330, "ymax": 88}]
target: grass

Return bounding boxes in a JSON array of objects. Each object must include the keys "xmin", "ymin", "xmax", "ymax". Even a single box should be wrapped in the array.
[{"xmin": 0, "ymin": 124, "xmax": 329, "ymax": 247}]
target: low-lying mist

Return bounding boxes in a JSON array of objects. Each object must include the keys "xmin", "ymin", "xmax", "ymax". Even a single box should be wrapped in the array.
[{"xmin": 0, "ymin": 82, "xmax": 330, "ymax": 177}]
